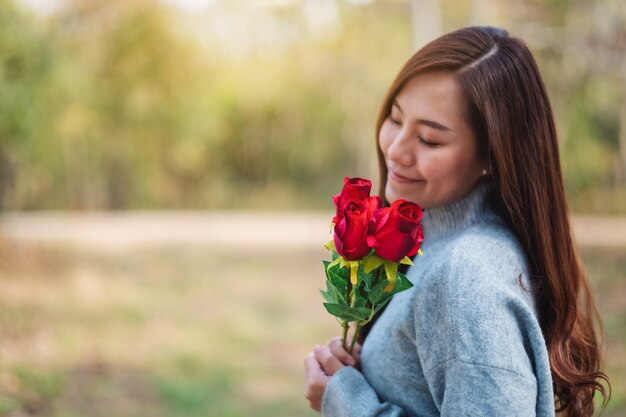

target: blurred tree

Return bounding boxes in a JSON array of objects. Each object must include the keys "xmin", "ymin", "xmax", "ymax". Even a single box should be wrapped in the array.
[
  {"xmin": 0, "ymin": 0, "xmax": 56, "ymax": 208},
  {"xmin": 555, "ymin": 0, "xmax": 626, "ymax": 211},
  {"xmin": 0, "ymin": 0, "xmax": 624, "ymax": 212},
  {"xmin": 47, "ymin": 0, "xmax": 209, "ymax": 209}
]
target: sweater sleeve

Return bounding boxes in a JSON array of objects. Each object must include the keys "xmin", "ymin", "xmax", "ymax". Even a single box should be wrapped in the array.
[{"xmin": 321, "ymin": 366, "xmax": 408, "ymax": 417}]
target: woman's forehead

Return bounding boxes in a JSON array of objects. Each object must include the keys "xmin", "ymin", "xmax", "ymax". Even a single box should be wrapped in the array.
[{"xmin": 394, "ymin": 72, "xmax": 470, "ymax": 130}]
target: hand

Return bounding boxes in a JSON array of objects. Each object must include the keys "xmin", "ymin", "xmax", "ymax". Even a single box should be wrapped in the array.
[
  {"xmin": 304, "ymin": 350, "xmax": 329, "ymax": 412},
  {"xmin": 304, "ymin": 337, "xmax": 363, "ymax": 412},
  {"xmin": 320, "ymin": 336, "xmax": 362, "ymax": 372}
]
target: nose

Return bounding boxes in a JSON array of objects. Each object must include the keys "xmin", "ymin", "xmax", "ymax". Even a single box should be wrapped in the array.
[{"xmin": 386, "ymin": 128, "xmax": 415, "ymax": 167}]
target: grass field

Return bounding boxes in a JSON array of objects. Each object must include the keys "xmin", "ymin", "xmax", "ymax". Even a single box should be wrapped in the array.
[{"xmin": 0, "ymin": 240, "xmax": 623, "ymax": 416}]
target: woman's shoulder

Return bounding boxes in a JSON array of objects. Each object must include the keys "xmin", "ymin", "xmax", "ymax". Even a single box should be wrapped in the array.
[
  {"xmin": 453, "ymin": 220, "xmax": 528, "ymax": 272},
  {"xmin": 412, "ymin": 220, "xmax": 542, "ymax": 378},
  {"xmin": 422, "ymin": 219, "xmax": 532, "ymax": 299}
]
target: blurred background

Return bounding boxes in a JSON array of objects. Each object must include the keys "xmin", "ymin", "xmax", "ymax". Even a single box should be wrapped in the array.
[{"xmin": 0, "ymin": 0, "xmax": 624, "ymax": 416}]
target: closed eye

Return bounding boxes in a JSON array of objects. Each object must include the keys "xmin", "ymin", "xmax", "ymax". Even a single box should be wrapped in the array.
[
  {"xmin": 418, "ymin": 136, "xmax": 439, "ymax": 147},
  {"xmin": 389, "ymin": 116, "xmax": 439, "ymax": 147},
  {"xmin": 389, "ymin": 116, "xmax": 401, "ymax": 126}
]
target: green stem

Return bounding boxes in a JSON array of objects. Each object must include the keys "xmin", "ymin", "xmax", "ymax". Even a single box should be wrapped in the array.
[
  {"xmin": 349, "ymin": 323, "xmax": 361, "ymax": 356},
  {"xmin": 341, "ymin": 321, "xmax": 349, "ymax": 351},
  {"xmin": 343, "ymin": 274, "xmax": 353, "ymax": 350},
  {"xmin": 346, "ymin": 278, "xmax": 352, "ymax": 306}
]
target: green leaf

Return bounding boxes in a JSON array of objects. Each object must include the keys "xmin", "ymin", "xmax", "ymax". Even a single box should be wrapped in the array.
[
  {"xmin": 371, "ymin": 297, "xmax": 392, "ymax": 317},
  {"xmin": 367, "ymin": 272, "xmax": 414, "ymax": 308},
  {"xmin": 323, "ymin": 303, "xmax": 371, "ymax": 322},
  {"xmin": 326, "ymin": 278, "xmax": 347, "ymax": 304},
  {"xmin": 391, "ymin": 271, "xmax": 414, "ymax": 295},
  {"xmin": 358, "ymin": 265, "xmax": 376, "ymax": 291},
  {"xmin": 326, "ymin": 263, "xmax": 349, "ymax": 290},
  {"xmin": 323, "ymin": 261, "xmax": 349, "ymax": 304},
  {"xmin": 351, "ymin": 279, "xmax": 370, "ymax": 308},
  {"xmin": 318, "ymin": 288, "xmax": 334, "ymax": 303},
  {"xmin": 369, "ymin": 265, "xmax": 385, "ymax": 286},
  {"xmin": 369, "ymin": 279, "xmax": 393, "ymax": 305}
]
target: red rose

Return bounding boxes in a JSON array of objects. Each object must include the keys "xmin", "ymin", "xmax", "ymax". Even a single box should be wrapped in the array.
[
  {"xmin": 333, "ymin": 198, "xmax": 378, "ymax": 260},
  {"xmin": 332, "ymin": 177, "xmax": 372, "ymax": 225},
  {"xmin": 367, "ymin": 200, "xmax": 424, "ymax": 262}
]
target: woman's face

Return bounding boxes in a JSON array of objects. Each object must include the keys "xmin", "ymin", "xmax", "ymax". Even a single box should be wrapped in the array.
[{"xmin": 379, "ymin": 71, "xmax": 486, "ymax": 209}]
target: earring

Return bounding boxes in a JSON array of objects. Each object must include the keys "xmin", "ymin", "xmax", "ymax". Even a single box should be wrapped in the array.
[{"xmin": 482, "ymin": 169, "xmax": 488, "ymax": 175}]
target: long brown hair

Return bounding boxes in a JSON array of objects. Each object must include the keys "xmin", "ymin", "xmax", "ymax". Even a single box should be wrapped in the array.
[{"xmin": 362, "ymin": 26, "xmax": 609, "ymax": 417}]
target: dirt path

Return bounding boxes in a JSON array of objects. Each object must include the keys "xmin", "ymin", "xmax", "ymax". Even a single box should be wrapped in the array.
[{"xmin": 1, "ymin": 212, "xmax": 625, "ymax": 251}]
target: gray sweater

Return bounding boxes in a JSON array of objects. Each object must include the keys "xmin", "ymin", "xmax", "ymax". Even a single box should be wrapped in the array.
[{"xmin": 322, "ymin": 182, "xmax": 555, "ymax": 417}]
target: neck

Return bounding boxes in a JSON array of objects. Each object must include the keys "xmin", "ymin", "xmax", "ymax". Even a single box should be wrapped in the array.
[{"xmin": 421, "ymin": 181, "xmax": 496, "ymax": 242}]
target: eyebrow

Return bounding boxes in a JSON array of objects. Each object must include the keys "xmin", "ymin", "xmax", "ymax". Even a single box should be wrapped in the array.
[{"xmin": 392, "ymin": 100, "xmax": 454, "ymax": 132}]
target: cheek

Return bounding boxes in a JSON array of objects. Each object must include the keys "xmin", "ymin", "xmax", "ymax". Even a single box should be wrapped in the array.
[
  {"xmin": 453, "ymin": 145, "xmax": 482, "ymax": 177},
  {"xmin": 378, "ymin": 123, "xmax": 395, "ymax": 155},
  {"xmin": 417, "ymin": 152, "xmax": 447, "ymax": 178},
  {"xmin": 419, "ymin": 149, "xmax": 477, "ymax": 180}
]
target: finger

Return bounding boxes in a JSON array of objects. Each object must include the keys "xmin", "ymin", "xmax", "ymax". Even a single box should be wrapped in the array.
[
  {"xmin": 305, "ymin": 352, "xmax": 329, "ymax": 388},
  {"xmin": 304, "ymin": 352, "xmax": 327, "ymax": 412},
  {"xmin": 328, "ymin": 338, "xmax": 355, "ymax": 366},
  {"xmin": 304, "ymin": 351, "xmax": 326, "ymax": 379},
  {"xmin": 338, "ymin": 337, "xmax": 363, "ymax": 357},
  {"xmin": 314, "ymin": 344, "xmax": 345, "ymax": 375},
  {"xmin": 351, "ymin": 350, "xmax": 361, "ymax": 366}
]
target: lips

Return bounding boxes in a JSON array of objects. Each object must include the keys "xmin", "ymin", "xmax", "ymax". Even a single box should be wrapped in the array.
[{"xmin": 388, "ymin": 169, "xmax": 422, "ymax": 183}]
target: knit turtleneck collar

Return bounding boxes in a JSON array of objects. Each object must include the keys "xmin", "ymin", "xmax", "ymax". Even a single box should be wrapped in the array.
[{"xmin": 420, "ymin": 181, "xmax": 496, "ymax": 243}]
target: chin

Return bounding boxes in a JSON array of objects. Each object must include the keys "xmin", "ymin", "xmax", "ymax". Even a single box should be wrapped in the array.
[
  {"xmin": 385, "ymin": 185, "xmax": 422, "ymax": 206},
  {"xmin": 384, "ymin": 185, "xmax": 399, "ymax": 203}
]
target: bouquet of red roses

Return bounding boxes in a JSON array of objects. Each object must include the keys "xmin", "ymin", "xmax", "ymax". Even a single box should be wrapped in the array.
[{"xmin": 321, "ymin": 177, "xmax": 424, "ymax": 355}]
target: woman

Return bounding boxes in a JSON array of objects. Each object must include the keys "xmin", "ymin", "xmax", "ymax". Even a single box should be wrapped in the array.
[{"xmin": 304, "ymin": 26, "xmax": 609, "ymax": 417}]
